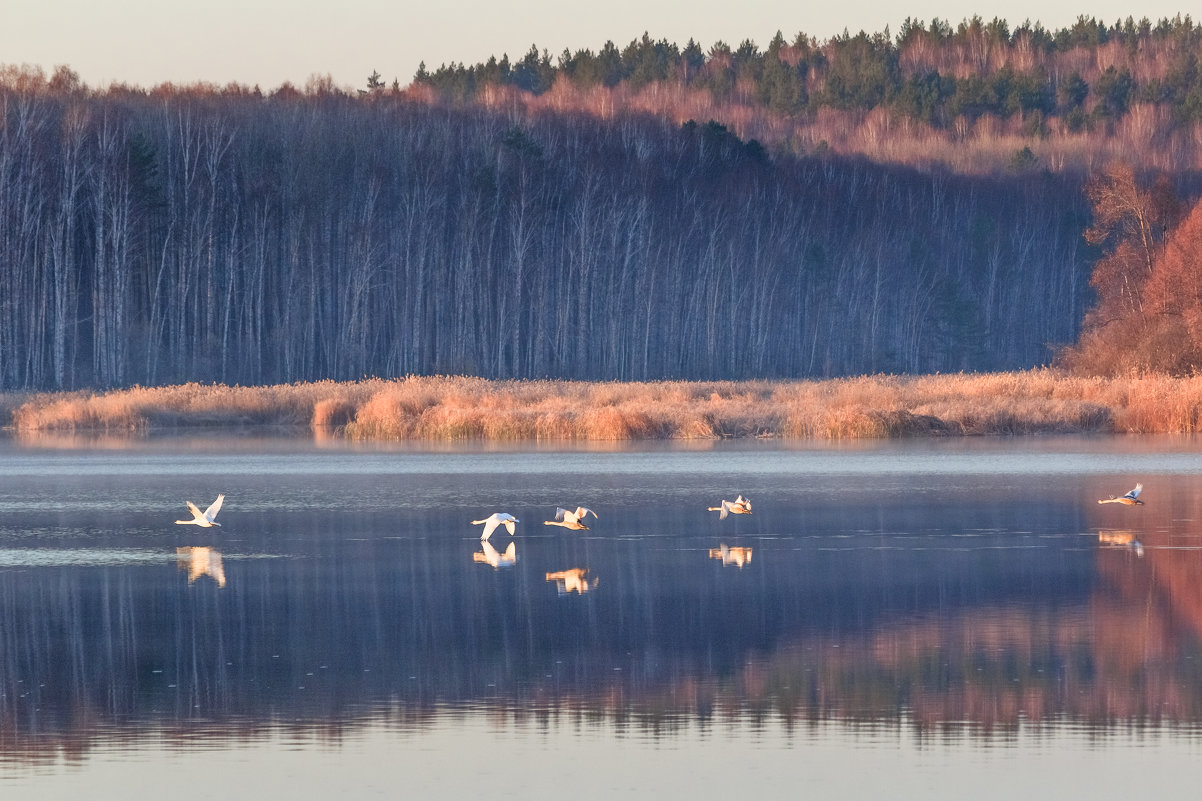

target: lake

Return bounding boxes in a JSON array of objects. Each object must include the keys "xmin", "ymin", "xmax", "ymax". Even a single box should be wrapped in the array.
[{"xmin": 1, "ymin": 434, "xmax": 1201, "ymax": 799}]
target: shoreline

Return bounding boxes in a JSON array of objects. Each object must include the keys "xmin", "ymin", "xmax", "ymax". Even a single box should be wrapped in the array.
[{"xmin": 4, "ymin": 371, "xmax": 1202, "ymax": 441}]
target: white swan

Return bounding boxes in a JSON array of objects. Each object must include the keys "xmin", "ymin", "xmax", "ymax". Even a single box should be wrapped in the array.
[
  {"xmin": 708, "ymin": 495, "xmax": 752, "ymax": 520},
  {"xmin": 544, "ymin": 506, "xmax": 597, "ymax": 530},
  {"xmin": 471, "ymin": 512, "xmax": 518, "ymax": 540},
  {"xmin": 1098, "ymin": 483, "xmax": 1144, "ymax": 505},
  {"xmin": 175, "ymin": 495, "xmax": 225, "ymax": 527}
]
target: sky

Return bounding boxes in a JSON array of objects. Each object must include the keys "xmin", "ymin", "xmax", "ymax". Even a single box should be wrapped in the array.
[{"xmin": 1, "ymin": 2, "xmax": 1195, "ymax": 92}]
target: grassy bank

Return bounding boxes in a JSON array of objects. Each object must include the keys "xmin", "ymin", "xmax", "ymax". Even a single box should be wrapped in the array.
[{"xmin": 4, "ymin": 371, "xmax": 1202, "ymax": 441}]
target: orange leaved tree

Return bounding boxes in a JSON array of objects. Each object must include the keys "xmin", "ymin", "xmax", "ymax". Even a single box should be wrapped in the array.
[{"xmin": 1059, "ymin": 164, "xmax": 1188, "ymax": 374}]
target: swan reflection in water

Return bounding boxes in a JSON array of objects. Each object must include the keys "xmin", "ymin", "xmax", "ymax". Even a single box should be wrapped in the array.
[
  {"xmin": 1098, "ymin": 529, "xmax": 1145, "ymax": 557},
  {"xmin": 545, "ymin": 568, "xmax": 597, "ymax": 594},
  {"xmin": 176, "ymin": 546, "xmax": 227, "ymax": 587},
  {"xmin": 709, "ymin": 544, "xmax": 753, "ymax": 567},
  {"xmin": 473, "ymin": 540, "xmax": 518, "ymax": 569}
]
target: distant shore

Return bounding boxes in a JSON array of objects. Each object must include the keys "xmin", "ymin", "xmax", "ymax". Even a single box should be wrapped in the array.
[{"xmin": 3, "ymin": 371, "xmax": 1201, "ymax": 441}]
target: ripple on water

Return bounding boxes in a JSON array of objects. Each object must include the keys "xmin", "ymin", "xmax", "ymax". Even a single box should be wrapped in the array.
[{"xmin": 0, "ymin": 547, "xmax": 175, "ymax": 567}]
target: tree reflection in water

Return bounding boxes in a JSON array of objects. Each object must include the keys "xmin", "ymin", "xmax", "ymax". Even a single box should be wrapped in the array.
[{"xmin": 1, "ymin": 458, "xmax": 1202, "ymax": 767}]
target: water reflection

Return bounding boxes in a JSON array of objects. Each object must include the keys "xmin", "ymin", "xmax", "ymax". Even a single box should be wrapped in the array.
[
  {"xmin": 709, "ymin": 544, "xmax": 753, "ymax": 567},
  {"xmin": 545, "ymin": 567, "xmax": 596, "ymax": 594},
  {"xmin": 473, "ymin": 541, "xmax": 517, "ymax": 569},
  {"xmin": 3, "ymin": 442, "xmax": 1202, "ymax": 783},
  {"xmin": 1098, "ymin": 529, "xmax": 1144, "ymax": 556},
  {"xmin": 176, "ymin": 546, "xmax": 227, "ymax": 587}
]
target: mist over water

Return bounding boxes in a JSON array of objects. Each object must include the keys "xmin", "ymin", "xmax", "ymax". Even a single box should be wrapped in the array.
[{"xmin": 1, "ymin": 435, "xmax": 1201, "ymax": 799}]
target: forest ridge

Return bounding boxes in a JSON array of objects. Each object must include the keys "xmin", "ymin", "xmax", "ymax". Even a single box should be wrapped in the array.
[{"xmin": 412, "ymin": 14, "xmax": 1202, "ymax": 173}]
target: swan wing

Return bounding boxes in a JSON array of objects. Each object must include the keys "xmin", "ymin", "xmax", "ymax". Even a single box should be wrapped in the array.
[
  {"xmin": 719, "ymin": 501, "xmax": 731, "ymax": 520},
  {"xmin": 575, "ymin": 507, "xmax": 597, "ymax": 520},
  {"xmin": 554, "ymin": 507, "xmax": 573, "ymax": 523},
  {"xmin": 503, "ymin": 518, "xmax": 517, "ymax": 536},
  {"xmin": 203, "ymin": 495, "xmax": 225, "ymax": 522},
  {"xmin": 1126, "ymin": 483, "xmax": 1143, "ymax": 500},
  {"xmin": 479, "ymin": 516, "xmax": 501, "ymax": 540},
  {"xmin": 174, "ymin": 501, "xmax": 204, "ymax": 524}
]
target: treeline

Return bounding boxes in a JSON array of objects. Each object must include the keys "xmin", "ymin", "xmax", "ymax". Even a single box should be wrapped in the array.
[
  {"xmin": 412, "ymin": 15, "xmax": 1202, "ymax": 172},
  {"xmin": 0, "ymin": 77, "xmax": 1093, "ymax": 390},
  {"xmin": 418, "ymin": 15, "xmax": 1202, "ymax": 123}
]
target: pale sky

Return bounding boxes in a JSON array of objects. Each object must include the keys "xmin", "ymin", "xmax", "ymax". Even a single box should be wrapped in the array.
[{"xmin": 1, "ymin": 1, "xmax": 1194, "ymax": 92}]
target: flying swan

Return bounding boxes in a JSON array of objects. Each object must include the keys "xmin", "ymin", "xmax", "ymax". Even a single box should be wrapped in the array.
[
  {"xmin": 1098, "ymin": 484, "xmax": 1144, "ymax": 506},
  {"xmin": 175, "ymin": 495, "xmax": 225, "ymax": 527},
  {"xmin": 708, "ymin": 495, "xmax": 752, "ymax": 520},
  {"xmin": 472, "ymin": 512, "xmax": 519, "ymax": 540},
  {"xmin": 544, "ymin": 506, "xmax": 597, "ymax": 530}
]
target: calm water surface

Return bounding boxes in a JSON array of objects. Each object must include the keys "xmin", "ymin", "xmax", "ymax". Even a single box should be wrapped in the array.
[{"xmin": 1, "ymin": 435, "xmax": 1201, "ymax": 799}]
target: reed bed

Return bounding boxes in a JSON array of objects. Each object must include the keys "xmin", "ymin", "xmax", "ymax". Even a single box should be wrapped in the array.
[{"xmin": 10, "ymin": 370, "xmax": 1202, "ymax": 441}]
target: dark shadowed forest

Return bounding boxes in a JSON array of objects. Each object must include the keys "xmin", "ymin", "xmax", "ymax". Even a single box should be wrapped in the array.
[
  {"xmin": 2, "ymin": 15, "xmax": 1202, "ymax": 392},
  {"xmin": 0, "ymin": 74, "xmax": 1091, "ymax": 391}
]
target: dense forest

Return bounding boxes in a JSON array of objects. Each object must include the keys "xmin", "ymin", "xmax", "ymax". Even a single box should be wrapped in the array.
[
  {"xmin": 412, "ymin": 15, "xmax": 1202, "ymax": 173},
  {"xmin": 2, "ymin": 15, "xmax": 1201, "ymax": 391},
  {"xmin": 0, "ymin": 74, "xmax": 1091, "ymax": 390}
]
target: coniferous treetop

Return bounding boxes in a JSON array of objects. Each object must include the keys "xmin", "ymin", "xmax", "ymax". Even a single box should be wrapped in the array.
[{"xmin": 411, "ymin": 15, "xmax": 1202, "ymax": 130}]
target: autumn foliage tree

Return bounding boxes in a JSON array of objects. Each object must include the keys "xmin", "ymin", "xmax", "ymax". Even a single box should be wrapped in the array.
[
  {"xmin": 1141, "ymin": 202, "xmax": 1202, "ymax": 367},
  {"xmin": 1060, "ymin": 164, "xmax": 1196, "ymax": 374}
]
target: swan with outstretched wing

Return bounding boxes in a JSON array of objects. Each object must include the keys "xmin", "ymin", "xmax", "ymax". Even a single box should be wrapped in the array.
[
  {"xmin": 708, "ymin": 495, "xmax": 752, "ymax": 520},
  {"xmin": 1098, "ymin": 483, "xmax": 1143, "ymax": 505},
  {"xmin": 544, "ymin": 506, "xmax": 597, "ymax": 530},
  {"xmin": 472, "ymin": 512, "xmax": 519, "ymax": 540},
  {"xmin": 175, "ymin": 495, "xmax": 225, "ymax": 527}
]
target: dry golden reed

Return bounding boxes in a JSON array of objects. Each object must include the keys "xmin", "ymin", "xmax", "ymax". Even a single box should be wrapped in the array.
[{"xmin": 10, "ymin": 370, "xmax": 1202, "ymax": 441}]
